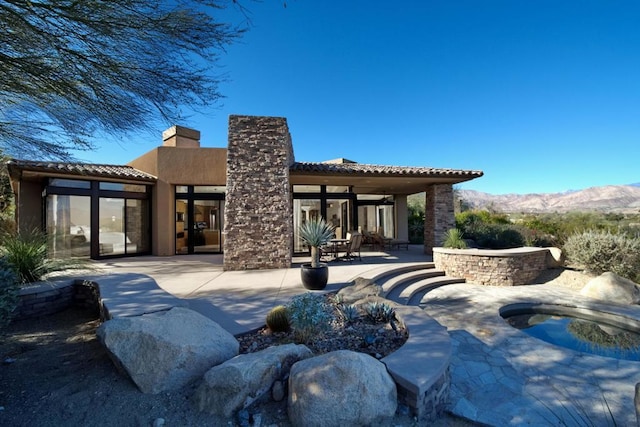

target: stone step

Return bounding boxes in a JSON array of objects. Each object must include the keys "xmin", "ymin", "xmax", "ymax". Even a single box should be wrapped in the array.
[
  {"xmin": 397, "ymin": 276, "xmax": 466, "ymax": 306},
  {"xmin": 358, "ymin": 262, "xmax": 435, "ymax": 283},
  {"xmin": 382, "ymin": 270, "xmax": 446, "ymax": 301}
]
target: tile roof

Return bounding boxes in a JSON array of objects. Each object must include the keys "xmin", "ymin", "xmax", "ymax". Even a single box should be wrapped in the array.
[
  {"xmin": 7, "ymin": 160, "xmax": 156, "ymax": 181},
  {"xmin": 290, "ymin": 161, "xmax": 483, "ymax": 178}
]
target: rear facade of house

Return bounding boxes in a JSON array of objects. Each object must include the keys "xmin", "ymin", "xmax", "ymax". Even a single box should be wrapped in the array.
[{"xmin": 7, "ymin": 115, "xmax": 483, "ymax": 271}]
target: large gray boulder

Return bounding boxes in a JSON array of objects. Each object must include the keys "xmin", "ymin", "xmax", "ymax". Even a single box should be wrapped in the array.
[
  {"xmin": 580, "ymin": 272, "xmax": 640, "ymax": 304},
  {"xmin": 337, "ymin": 277, "xmax": 383, "ymax": 304},
  {"xmin": 194, "ymin": 343, "xmax": 312, "ymax": 417},
  {"xmin": 97, "ymin": 307, "xmax": 238, "ymax": 394},
  {"xmin": 288, "ymin": 350, "xmax": 397, "ymax": 426}
]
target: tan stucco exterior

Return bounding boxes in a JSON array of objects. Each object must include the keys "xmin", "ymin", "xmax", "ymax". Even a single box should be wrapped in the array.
[{"xmin": 127, "ymin": 146, "xmax": 227, "ymax": 256}]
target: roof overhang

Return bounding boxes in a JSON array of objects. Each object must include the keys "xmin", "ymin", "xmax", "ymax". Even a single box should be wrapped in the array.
[
  {"xmin": 289, "ymin": 162, "xmax": 483, "ymax": 195},
  {"xmin": 7, "ymin": 160, "xmax": 157, "ymax": 185}
]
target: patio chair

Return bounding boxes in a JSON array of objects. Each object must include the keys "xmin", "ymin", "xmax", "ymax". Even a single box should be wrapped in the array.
[
  {"xmin": 335, "ymin": 232, "xmax": 362, "ymax": 262},
  {"xmin": 369, "ymin": 232, "xmax": 392, "ymax": 251}
]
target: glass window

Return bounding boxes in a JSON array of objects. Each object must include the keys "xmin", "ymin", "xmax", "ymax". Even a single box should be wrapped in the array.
[
  {"xmin": 327, "ymin": 199, "xmax": 350, "ymax": 239},
  {"xmin": 99, "ymin": 198, "xmax": 125, "ymax": 255},
  {"xmin": 47, "ymin": 195, "xmax": 91, "ymax": 258},
  {"xmin": 49, "ymin": 178, "xmax": 90, "ymax": 189},
  {"xmin": 326, "ymin": 185, "xmax": 350, "ymax": 193},
  {"xmin": 293, "ymin": 185, "xmax": 321, "ymax": 193},
  {"xmin": 293, "ymin": 199, "xmax": 321, "ymax": 252},
  {"xmin": 357, "ymin": 204, "xmax": 395, "ymax": 238},
  {"xmin": 193, "ymin": 200, "xmax": 224, "ymax": 253},
  {"xmin": 100, "ymin": 182, "xmax": 147, "ymax": 192},
  {"xmin": 175, "ymin": 185, "xmax": 189, "ymax": 193},
  {"xmin": 126, "ymin": 199, "xmax": 150, "ymax": 254},
  {"xmin": 193, "ymin": 186, "xmax": 226, "ymax": 193}
]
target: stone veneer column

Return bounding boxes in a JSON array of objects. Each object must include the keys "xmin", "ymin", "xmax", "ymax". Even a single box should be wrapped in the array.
[
  {"xmin": 223, "ymin": 115, "xmax": 294, "ymax": 270},
  {"xmin": 424, "ymin": 184, "xmax": 454, "ymax": 254}
]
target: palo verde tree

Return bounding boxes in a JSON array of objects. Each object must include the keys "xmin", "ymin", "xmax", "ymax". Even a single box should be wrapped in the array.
[{"xmin": 0, "ymin": 0, "xmax": 245, "ymax": 159}]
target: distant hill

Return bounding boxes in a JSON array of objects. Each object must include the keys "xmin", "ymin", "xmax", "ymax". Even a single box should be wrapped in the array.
[{"xmin": 458, "ymin": 185, "xmax": 640, "ymax": 213}]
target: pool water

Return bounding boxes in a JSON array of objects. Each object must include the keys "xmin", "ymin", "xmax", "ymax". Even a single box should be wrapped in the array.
[{"xmin": 506, "ymin": 313, "xmax": 640, "ymax": 361}]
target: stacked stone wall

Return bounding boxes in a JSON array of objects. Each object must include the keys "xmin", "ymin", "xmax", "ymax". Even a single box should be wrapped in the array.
[
  {"xmin": 223, "ymin": 115, "xmax": 294, "ymax": 270},
  {"xmin": 13, "ymin": 280, "xmax": 100, "ymax": 320},
  {"xmin": 433, "ymin": 247, "xmax": 549, "ymax": 286},
  {"xmin": 424, "ymin": 184, "xmax": 454, "ymax": 254}
]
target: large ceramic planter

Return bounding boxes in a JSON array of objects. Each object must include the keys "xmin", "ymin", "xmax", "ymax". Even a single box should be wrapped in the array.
[{"xmin": 301, "ymin": 263, "xmax": 329, "ymax": 290}]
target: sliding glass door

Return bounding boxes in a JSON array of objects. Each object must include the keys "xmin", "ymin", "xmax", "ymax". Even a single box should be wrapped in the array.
[{"xmin": 175, "ymin": 186, "xmax": 225, "ymax": 254}]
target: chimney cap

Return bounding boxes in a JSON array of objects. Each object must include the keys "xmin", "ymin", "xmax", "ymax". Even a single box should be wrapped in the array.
[{"xmin": 162, "ymin": 125, "xmax": 200, "ymax": 142}]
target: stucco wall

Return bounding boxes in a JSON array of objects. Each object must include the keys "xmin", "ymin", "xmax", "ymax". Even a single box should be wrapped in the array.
[
  {"xmin": 128, "ymin": 142, "xmax": 227, "ymax": 256},
  {"xmin": 433, "ymin": 247, "xmax": 549, "ymax": 286},
  {"xmin": 223, "ymin": 115, "xmax": 294, "ymax": 270},
  {"xmin": 15, "ymin": 180, "xmax": 42, "ymax": 233}
]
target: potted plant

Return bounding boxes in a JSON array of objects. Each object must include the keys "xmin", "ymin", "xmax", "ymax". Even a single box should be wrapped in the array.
[{"xmin": 299, "ymin": 217, "xmax": 335, "ymax": 290}]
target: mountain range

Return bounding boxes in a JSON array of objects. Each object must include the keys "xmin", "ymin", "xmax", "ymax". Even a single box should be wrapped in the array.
[{"xmin": 458, "ymin": 185, "xmax": 640, "ymax": 213}]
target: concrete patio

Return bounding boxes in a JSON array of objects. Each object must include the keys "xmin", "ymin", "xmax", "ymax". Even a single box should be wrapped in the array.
[{"xmin": 86, "ymin": 245, "xmax": 640, "ymax": 426}]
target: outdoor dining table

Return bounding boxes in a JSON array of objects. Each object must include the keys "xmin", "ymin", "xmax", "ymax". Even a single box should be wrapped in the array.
[{"xmin": 327, "ymin": 238, "xmax": 349, "ymax": 260}]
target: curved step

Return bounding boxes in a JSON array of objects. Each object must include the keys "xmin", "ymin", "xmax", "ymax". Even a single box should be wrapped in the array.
[
  {"xmin": 396, "ymin": 276, "xmax": 466, "ymax": 306},
  {"xmin": 356, "ymin": 262, "xmax": 435, "ymax": 283},
  {"xmin": 383, "ymin": 270, "xmax": 445, "ymax": 301}
]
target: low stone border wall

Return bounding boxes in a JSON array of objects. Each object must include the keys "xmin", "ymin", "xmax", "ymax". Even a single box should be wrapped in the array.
[
  {"xmin": 382, "ymin": 305, "xmax": 451, "ymax": 421},
  {"xmin": 433, "ymin": 247, "xmax": 549, "ymax": 286},
  {"xmin": 14, "ymin": 279, "xmax": 100, "ymax": 321}
]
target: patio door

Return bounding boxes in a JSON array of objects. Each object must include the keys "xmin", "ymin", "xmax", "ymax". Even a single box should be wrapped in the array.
[{"xmin": 175, "ymin": 186, "xmax": 225, "ymax": 254}]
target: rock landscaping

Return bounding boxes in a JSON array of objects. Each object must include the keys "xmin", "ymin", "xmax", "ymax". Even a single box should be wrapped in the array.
[
  {"xmin": 288, "ymin": 350, "xmax": 398, "ymax": 426},
  {"xmin": 194, "ymin": 343, "xmax": 312, "ymax": 417},
  {"xmin": 97, "ymin": 307, "xmax": 238, "ymax": 394}
]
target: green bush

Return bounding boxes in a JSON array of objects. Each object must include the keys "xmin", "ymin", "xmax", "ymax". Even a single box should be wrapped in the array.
[
  {"xmin": 442, "ymin": 228, "xmax": 467, "ymax": 249},
  {"xmin": 564, "ymin": 230, "xmax": 640, "ymax": 281},
  {"xmin": 0, "ymin": 229, "xmax": 89, "ymax": 284},
  {"xmin": 286, "ymin": 293, "xmax": 334, "ymax": 343},
  {"xmin": 455, "ymin": 210, "xmax": 510, "ymax": 230},
  {"xmin": 464, "ymin": 223, "xmax": 525, "ymax": 249},
  {"xmin": 0, "ymin": 258, "xmax": 19, "ymax": 331}
]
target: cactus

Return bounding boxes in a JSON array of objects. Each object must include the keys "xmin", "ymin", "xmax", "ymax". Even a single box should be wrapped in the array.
[{"xmin": 266, "ymin": 305, "xmax": 290, "ymax": 333}]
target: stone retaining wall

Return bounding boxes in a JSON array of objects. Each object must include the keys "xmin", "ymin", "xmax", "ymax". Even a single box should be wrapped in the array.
[
  {"xmin": 383, "ymin": 305, "xmax": 451, "ymax": 422},
  {"xmin": 433, "ymin": 247, "xmax": 549, "ymax": 286},
  {"xmin": 14, "ymin": 279, "xmax": 100, "ymax": 320}
]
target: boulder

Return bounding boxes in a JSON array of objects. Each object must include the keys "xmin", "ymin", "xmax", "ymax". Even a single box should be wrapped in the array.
[
  {"xmin": 545, "ymin": 247, "xmax": 565, "ymax": 268},
  {"xmin": 194, "ymin": 343, "xmax": 312, "ymax": 417},
  {"xmin": 97, "ymin": 307, "xmax": 238, "ymax": 394},
  {"xmin": 580, "ymin": 272, "xmax": 640, "ymax": 304},
  {"xmin": 288, "ymin": 350, "xmax": 397, "ymax": 427},
  {"xmin": 337, "ymin": 277, "xmax": 383, "ymax": 304}
]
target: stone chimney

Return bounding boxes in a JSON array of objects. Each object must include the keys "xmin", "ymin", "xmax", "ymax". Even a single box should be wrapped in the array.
[{"xmin": 162, "ymin": 125, "xmax": 200, "ymax": 148}]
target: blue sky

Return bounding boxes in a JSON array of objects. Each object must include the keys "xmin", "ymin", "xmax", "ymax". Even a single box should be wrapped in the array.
[{"xmin": 75, "ymin": 1, "xmax": 640, "ymax": 195}]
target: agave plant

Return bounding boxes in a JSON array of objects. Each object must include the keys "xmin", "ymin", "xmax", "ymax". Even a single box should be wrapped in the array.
[{"xmin": 299, "ymin": 218, "xmax": 334, "ymax": 268}]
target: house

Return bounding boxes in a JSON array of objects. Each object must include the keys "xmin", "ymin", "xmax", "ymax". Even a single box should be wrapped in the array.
[{"xmin": 7, "ymin": 115, "xmax": 483, "ymax": 271}]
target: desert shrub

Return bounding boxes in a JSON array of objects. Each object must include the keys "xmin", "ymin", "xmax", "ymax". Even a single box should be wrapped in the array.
[
  {"xmin": 455, "ymin": 210, "xmax": 510, "ymax": 231},
  {"xmin": 0, "ymin": 258, "xmax": 19, "ymax": 331},
  {"xmin": 519, "ymin": 227, "xmax": 558, "ymax": 247},
  {"xmin": 464, "ymin": 223, "xmax": 525, "ymax": 249},
  {"xmin": 286, "ymin": 293, "xmax": 334, "ymax": 343},
  {"xmin": 564, "ymin": 230, "xmax": 640, "ymax": 281},
  {"xmin": 442, "ymin": 228, "xmax": 467, "ymax": 249},
  {"xmin": 0, "ymin": 229, "xmax": 90, "ymax": 284}
]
